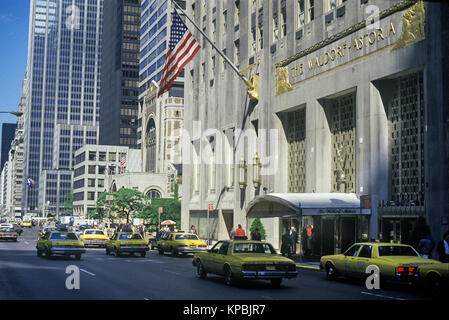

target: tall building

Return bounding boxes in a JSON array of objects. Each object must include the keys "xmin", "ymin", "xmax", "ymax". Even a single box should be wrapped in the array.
[
  {"xmin": 99, "ymin": 0, "xmax": 140, "ymax": 149},
  {"xmin": 138, "ymin": 0, "xmax": 186, "ymax": 112},
  {"xmin": 1, "ymin": 123, "xmax": 17, "ymax": 172},
  {"xmin": 72, "ymin": 145, "xmax": 142, "ymax": 215},
  {"xmin": 23, "ymin": 0, "xmax": 104, "ymax": 215},
  {"xmin": 181, "ymin": 0, "xmax": 448, "ymax": 253}
]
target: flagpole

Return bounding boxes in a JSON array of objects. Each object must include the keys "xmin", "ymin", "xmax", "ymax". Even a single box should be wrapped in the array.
[{"xmin": 170, "ymin": 0, "xmax": 253, "ymax": 88}]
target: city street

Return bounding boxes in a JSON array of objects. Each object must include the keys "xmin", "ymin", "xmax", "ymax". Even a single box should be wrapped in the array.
[{"xmin": 0, "ymin": 228, "xmax": 430, "ymax": 300}]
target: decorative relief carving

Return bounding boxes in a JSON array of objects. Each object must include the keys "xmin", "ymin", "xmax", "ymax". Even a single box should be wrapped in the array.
[
  {"xmin": 392, "ymin": 0, "xmax": 425, "ymax": 50},
  {"xmin": 275, "ymin": 67, "xmax": 293, "ymax": 96}
]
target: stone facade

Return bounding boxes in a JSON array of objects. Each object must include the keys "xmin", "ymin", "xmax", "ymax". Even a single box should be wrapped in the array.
[{"xmin": 181, "ymin": 0, "xmax": 448, "ymax": 252}]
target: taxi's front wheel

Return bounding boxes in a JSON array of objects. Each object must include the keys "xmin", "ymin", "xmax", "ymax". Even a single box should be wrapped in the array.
[
  {"xmin": 196, "ymin": 260, "xmax": 207, "ymax": 279},
  {"xmin": 325, "ymin": 263, "xmax": 338, "ymax": 280}
]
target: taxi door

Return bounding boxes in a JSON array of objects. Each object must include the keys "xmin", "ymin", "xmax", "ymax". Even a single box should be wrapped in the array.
[
  {"xmin": 353, "ymin": 245, "xmax": 374, "ymax": 278},
  {"xmin": 205, "ymin": 241, "xmax": 223, "ymax": 274},
  {"xmin": 214, "ymin": 241, "xmax": 231, "ymax": 275},
  {"xmin": 343, "ymin": 244, "xmax": 363, "ymax": 277}
]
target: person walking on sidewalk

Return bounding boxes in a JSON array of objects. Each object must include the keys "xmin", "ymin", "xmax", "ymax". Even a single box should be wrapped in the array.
[
  {"xmin": 437, "ymin": 231, "xmax": 449, "ymax": 263},
  {"xmin": 281, "ymin": 229, "xmax": 291, "ymax": 257},
  {"xmin": 235, "ymin": 224, "xmax": 246, "ymax": 240},
  {"xmin": 289, "ymin": 226, "xmax": 298, "ymax": 256}
]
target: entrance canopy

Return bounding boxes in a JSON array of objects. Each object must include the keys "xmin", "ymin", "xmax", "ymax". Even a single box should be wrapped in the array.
[{"xmin": 246, "ymin": 193, "xmax": 368, "ymax": 219}]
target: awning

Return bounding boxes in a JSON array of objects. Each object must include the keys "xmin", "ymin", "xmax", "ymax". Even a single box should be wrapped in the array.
[{"xmin": 246, "ymin": 193, "xmax": 368, "ymax": 219}]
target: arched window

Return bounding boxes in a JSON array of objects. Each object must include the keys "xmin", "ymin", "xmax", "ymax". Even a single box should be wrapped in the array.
[
  {"xmin": 145, "ymin": 117, "xmax": 157, "ymax": 172},
  {"xmin": 146, "ymin": 189, "xmax": 161, "ymax": 199}
]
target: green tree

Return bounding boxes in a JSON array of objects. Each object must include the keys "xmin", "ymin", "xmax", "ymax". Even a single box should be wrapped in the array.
[
  {"xmin": 110, "ymin": 188, "xmax": 147, "ymax": 223},
  {"xmin": 250, "ymin": 218, "xmax": 266, "ymax": 240},
  {"xmin": 135, "ymin": 197, "xmax": 181, "ymax": 228},
  {"xmin": 62, "ymin": 193, "xmax": 74, "ymax": 216}
]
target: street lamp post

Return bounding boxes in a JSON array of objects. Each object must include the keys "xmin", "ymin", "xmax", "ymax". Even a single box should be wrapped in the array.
[{"xmin": 0, "ymin": 111, "xmax": 23, "ymax": 117}]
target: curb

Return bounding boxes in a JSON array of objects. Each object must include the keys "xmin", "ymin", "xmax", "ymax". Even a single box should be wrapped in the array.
[{"xmin": 296, "ymin": 264, "xmax": 322, "ymax": 271}]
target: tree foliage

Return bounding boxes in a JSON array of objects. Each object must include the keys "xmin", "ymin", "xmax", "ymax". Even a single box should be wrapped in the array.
[
  {"xmin": 250, "ymin": 218, "xmax": 267, "ymax": 240},
  {"xmin": 62, "ymin": 193, "xmax": 74, "ymax": 216}
]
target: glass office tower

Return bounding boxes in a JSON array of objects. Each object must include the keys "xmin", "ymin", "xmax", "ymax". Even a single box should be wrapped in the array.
[
  {"xmin": 139, "ymin": 0, "xmax": 185, "ymax": 99},
  {"xmin": 23, "ymin": 0, "xmax": 103, "ymax": 215}
]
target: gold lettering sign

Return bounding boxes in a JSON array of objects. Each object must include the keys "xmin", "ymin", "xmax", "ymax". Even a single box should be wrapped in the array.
[{"xmin": 275, "ymin": 0, "xmax": 426, "ymax": 96}]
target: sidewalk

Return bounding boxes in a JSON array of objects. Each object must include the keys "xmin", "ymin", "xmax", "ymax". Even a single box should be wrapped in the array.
[{"xmin": 290, "ymin": 255, "xmax": 322, "ymax": 271}]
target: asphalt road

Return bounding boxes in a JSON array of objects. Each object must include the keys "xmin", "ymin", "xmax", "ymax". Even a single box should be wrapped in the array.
[{"xmin": 0, "ymin": 227, "xmax": 431, "ymax": 300}]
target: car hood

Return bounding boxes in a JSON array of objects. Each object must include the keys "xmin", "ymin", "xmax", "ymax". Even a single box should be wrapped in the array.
[
  {"xmin": 233, "ymin": 254, "xmax": 295, "ymax": 264},
  {"xmin": 376, "ymin": 256, "xmax": 441, "ymax": 266}
]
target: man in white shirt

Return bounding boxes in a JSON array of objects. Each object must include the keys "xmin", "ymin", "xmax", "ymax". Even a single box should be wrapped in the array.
[{"xmin": 437, "ymin": 231, "xmax": 449, "ymax": 263}]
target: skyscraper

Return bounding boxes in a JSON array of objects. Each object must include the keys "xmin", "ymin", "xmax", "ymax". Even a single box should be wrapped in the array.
[
  {"xmin": 23, "ymin": 0, "xmax": 104, "ymax": 215},
  {"xmin": 1, "ymin": 123, "xmax": 17, "ymax": 172},
  {"xmin": 139, "ymin": 0, "xmax": 185, "ymax": 102},
  {"xmin": 99, "ymin": 0, "xmax": 140, "ymax": 149}
]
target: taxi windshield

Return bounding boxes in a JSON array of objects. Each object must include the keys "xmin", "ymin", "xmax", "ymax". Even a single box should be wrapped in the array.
[
  {"xmin": 175, "ymin": 234, "xmax": 199, "ymax": 240},
  {"xmin": 119, "ymin": 233, "xmax": 143, "ymax": 240},
  {"xmin": 85, "ymin": 230, "xmax": 104, "ymax": 235},
  {"xmin": 378, "ymin": 245, "xmax": 419, "ymax": 257},
  {"xmin": 50, "ymin": 232, "xmax": 78, "ymax": 240},
  {"xmin": 233, "ymin": 243, "xmax": 277, "ymax": 254}
]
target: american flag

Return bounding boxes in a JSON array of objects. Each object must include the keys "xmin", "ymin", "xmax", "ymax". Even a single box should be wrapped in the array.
[
  {"xmin": 26, "ymin": 177, "xmax": 35, "ymax": 187},
  {"xmin": 158, "ymin": 9, "xmax": 200, "ymax": 97},
  {"xmin": 120, "ymin": 154, "xmax": 126, "ymax": 173}
]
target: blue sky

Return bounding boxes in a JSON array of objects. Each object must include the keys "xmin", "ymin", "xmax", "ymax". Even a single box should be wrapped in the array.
[{"xmin": 0, "ymin": 0, "xmax": 30, "ymax": 142}]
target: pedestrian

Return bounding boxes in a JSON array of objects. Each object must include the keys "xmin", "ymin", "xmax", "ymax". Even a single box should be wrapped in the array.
[
  {"xmin": 281, "ymin": 229, "xmax": 291, "ymax": 257},
  {"xmin": 138, "ymin": 225, "xmax": 144, "ymax": 237},
  {"xmin": 235, "ymin": 224, "xmax": 246, "ymax": 240},
  {"xmin": 289, "ymin": 226, "xmax": 298, "ymax": 256},
  {"xmin": 251, "ymin": 228, "xmax": 262, "ymax": 241},
  {"xmin": 416, "ymin": 233, "xmax": 436, "ymax": 259},
  {"xmin": 189, "ymin": 225, "xmax": 197, "ymax": 235},
  {"xmin": 173, "ymin": 225, "xmax": 178, "ymax": 232},
  {"xmin": 437, "ymin": 231, "xmax": 449, "ymax": 263},
  {"xmin": 229, "ymin": 228, "xmax": 235, "ymax": 240}
]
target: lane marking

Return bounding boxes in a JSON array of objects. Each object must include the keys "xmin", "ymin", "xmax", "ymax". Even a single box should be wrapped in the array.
[
  {"xmin": 80, "ymin": 268, "xmax": 96, "ymax": 276},
  {"xmin": 166, "ymin": 270, "xmax": 182, "ymax": 276},
  {"xmin": 144, "ymin": 298, "xmax": 150, "ymax": 300},
  {"xmin": 360, "ymin": 291, "xmax": 406, "ymax": 300}
]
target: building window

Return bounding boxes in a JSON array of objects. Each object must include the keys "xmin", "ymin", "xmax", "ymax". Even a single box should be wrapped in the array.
[
  {"xmin": 87, "ymin": 192, "xmax": 95, "ymax": 201},
  {"xmin": 146, "ymin": 189, "xmax": 161, "ymax": 199},
  {"xmin": 273, "ymin": 11, "xmax": 279, "ymax": 42},
  {"xmin": 234, "ymin": 39, "xmax": 240, "ymax": 65},
  {"xmin": 297, "ymin": 0, "xmax": 305, "ymax": 28},
  {"xmin": 88, "ymin": 178, "xmax": 96, "ymax": 187},
  {"xmin": 88, "ymin": 165, "xmax": 96, "ymax": 174},
  {"xmin": 234, "ymin": 0, "xmax": 240, "ymax": 25},
  {"xmin": 88, "ymin": 151, "xmax": 96, "ymax": 161},
  {"xmin": 109, "ymin": 152, "xmax": 116, "ymax": 162},
  {"xmin": 308, "ymin": 0, "xmax": 315, "ymax": 22}
]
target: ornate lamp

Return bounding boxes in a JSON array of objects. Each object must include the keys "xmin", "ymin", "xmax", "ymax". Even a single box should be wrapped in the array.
[
  {"xmin": 252, "ymin": 152, "xmax": 262, "ymax": 189},
  {"xmin": 239, "ymin": 157, "xmax": 247, "ymax": 190}
]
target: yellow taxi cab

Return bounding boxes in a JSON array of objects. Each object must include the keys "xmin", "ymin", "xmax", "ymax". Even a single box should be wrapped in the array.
[
  {"xmin": 21, "ymin": 221, "xmax": 32, "ymax": 228},
  {"xmin": 79, "ymin": 229, "xmax": 109, "ymax": 247},
  {"xmin": 36, "ymin": 230, "xmax": 85, "ymax": 260},
  {"xmin": 320, "ymin": 242, "xmax": 440, "ymax": 284},
  {"xmin": 158, "ymin": 232, "xmax": 207, "ymax": 256},
  {"xmin": 418, "ymin": 262, "xmax": 448, "ymax": 296},
  {"xmin": 105, "ymin": 232, "xmax": 149, "ymax": 257}
]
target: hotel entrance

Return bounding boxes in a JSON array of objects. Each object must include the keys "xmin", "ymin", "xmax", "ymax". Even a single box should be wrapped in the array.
[
  {"xmin": 299, "ymin": 215, "xmax": 368, "ymax": 257},
  {"xmin": 248, "ymin": 193, "xmax": 371, "ymax": 257}
]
